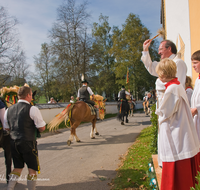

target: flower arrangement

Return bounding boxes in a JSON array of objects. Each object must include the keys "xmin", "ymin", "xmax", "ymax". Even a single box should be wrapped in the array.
[
  {"xmin": 0, "ymin": 83, "xmax": 30, "ymax": 107},
  {"xmin": 91, "ymin": 94, "xmax": 106, "ymax": 120}
]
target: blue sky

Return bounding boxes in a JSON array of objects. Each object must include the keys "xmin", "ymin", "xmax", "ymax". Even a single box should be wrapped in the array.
[{"xmin": 0, "ymin": 0, "xmax": 162, "ymax": 70}]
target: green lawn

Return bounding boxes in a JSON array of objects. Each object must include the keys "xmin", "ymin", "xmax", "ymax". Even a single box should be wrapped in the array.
[
  {"xmin": 37, "ymin": 96, "xmax": 47, "ymax": 104},
  {"xmin": 110, "ymin": 126, "xmax": 153, "ymax": 190}
]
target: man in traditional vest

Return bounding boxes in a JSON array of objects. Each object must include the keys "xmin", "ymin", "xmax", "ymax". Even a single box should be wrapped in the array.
[
  {"xmin": 118, "ymin": 85, "xmax": 130, "ymax": 101},
  {"xmin": 77, "ymin": 79, "xmax": 99, "ymax": 119},
  {"xmin": 4, "ymin": 86, "xmax": 46, "ymax": 190}
]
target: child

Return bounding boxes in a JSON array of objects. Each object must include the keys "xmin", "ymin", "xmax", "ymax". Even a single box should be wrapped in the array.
[
  {"xmin": 185, "ymin": 76, "xmax": 193, "ymax": 107},
  {"xmin": 191, "ymin": 50, "xmax": 200, "ymax": 143},
  {"xmin": 155, "ymin": 58, "xmax": 200, "ymax": 190}
]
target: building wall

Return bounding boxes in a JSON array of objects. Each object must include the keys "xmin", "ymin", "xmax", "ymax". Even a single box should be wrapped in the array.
[
  {"xmin": 188, "ymin": 0, "xmax": 200, "ymax": 83},
  {"xmin": 164, "ymin": 0, "xmax": 200, "ymax": 85},
  {"xmin": 165, "ymin": 0, "xmax": 192, "ymax": 77}
]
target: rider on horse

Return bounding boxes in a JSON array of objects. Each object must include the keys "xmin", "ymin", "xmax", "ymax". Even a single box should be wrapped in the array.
[
  {"xmin": 77, "ymin": 79, "xmax": 100, "ymax": 119},
  {"xmin": 118, "ymin": 85, "xmax": 130, "ymax": 125},
  {"xmin": 143, "ymin": 92, "xmax": 154, "ymax": 115},
  {"xmin": 118, "ymin": 85, "xmax": 130, "ymax": 101}
]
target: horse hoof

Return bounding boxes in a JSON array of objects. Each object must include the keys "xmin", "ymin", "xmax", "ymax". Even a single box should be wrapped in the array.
[
  {"xmin": 126, "ymin": 120, "xmax": 129, "ymax": 123},
  {"xmin": 91, "ymin": 137, "xmax": 95, "ymax": 139},
  {"xmin": 67, "ymin": 140, "xmax": 71, "ymax": 146},
  {"xmin": 95, "ymin": 132, "xmax": 99, "ymax": 135},
  {"xmin": 121, "ymin": 121, "xmax": 124, "ymax": 125},
  {"xmin": 77, "ymin": 140, "xmax": 81, "ymax": 143}
]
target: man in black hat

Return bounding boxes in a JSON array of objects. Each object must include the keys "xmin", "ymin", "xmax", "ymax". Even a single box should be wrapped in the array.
[
  {"xmin": 77, "ymin": 79, "xmax": 96, "ymax": 106},
  {"xmin": 117, "ymin": 85, "xmax": 130, "ymax": 124},
  {"xmin": 118, "ymin": 85, "xmax": 130, "ymax": 101},
  {"xmin": 77, "ymin": 80, "xmax": 100, "ymax": 119}
]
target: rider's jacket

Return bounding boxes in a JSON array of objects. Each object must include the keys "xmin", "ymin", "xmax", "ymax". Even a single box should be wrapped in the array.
[
  {"xmin": 119, "ymin": 90, "xmax": 126, "ymax": 100},
  {"xmin": 79, "ymin": 86, "xmax": 90, "ymax": 100},
  {"xmin": 7, "ymin": 102, "xmax": 36, "ymax": 141}
]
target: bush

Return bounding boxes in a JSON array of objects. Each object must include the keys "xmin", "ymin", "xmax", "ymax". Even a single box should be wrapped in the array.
[
  {"xmin": 191, "ymin": 171, "xmax": 200, "ymax": 190},
  {"xmin": 149, "ymin": 104, "xmax": 158, "ymax": 154}
]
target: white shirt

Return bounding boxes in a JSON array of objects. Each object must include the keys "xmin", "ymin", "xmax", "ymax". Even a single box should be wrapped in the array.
[
  {"xmin": 141, "ymin": 52, "xmax": 187, "ymax": 105},
  {"xmin": 0, "ymin": 107, "xmax": 5, "ymax": 129},
  {"xmin": 77, "ymin": 85, "xmax": 94, "ymax": 97},
  {"xmin": 141, "ymin": 52, "xmax": 187, "ymax": 87},
  {"xmin": 156, "ymin": 83, "xmax": 199, "ymax": 162},
  {"xmin": 186, "ymin": 87, "xmax": 193, "ymax": 107},
  {"xmin": 191, "ymin": 77, "xmax": 200, "ymax": 143},
  {"xmin": 4, "ymin": 100, "xmax": 46, "ymax": 129}
]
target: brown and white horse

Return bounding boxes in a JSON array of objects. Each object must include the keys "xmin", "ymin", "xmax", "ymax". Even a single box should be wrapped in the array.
[{"xmin": 48, "ymin": 96, "xmax": 106, "ymax": 146}]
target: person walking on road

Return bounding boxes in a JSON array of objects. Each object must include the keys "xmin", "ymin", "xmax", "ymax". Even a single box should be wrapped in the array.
[{"xmin": 4, "ymin": 86, "xmax": 46, "ymax": 190}]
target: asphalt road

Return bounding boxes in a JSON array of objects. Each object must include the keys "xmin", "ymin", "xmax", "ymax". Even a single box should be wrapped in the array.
[{"xmin": 0, "ymin": 112, "xmax": 151, "ymax": 190}]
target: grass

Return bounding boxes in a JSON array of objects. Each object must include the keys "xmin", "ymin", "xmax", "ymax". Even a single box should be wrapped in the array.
[
  {"xmin": 110, "ymin": 126, "xmax": 153, "ymax": 190},
  {"xmin": 37, "ymin": 96, "xmax": 47, "ymax": 104}
]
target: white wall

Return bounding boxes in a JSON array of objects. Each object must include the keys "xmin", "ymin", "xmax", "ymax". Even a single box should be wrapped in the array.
[{"xmin": 165, "ymin": 0, "xmax": 192, "ymax": 76}]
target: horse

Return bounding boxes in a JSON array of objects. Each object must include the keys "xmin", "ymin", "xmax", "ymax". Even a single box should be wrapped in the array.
[
  {"xmin": 117, "ymin": 100, "xmax": 130, "ymax": 125},
  {"xmin": 48, "ymin": 95, "xmax": 106, "ymax": 146},
  {"xmin": 128, "ymin": 100, "xmax": 135, "ymax": 117},
  {"xmin": 143, "ymin": 100, "xmax": 150, "ymax": 115}
]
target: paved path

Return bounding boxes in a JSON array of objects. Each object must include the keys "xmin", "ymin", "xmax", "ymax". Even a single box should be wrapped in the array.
[{"xmin": 0, "ymin": 112, "xmax": 151, "ymax": 190}]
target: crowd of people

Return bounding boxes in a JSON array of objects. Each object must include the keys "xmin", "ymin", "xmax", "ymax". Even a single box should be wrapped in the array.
[
  {"xmin": 141, "ymin": 38, "xmax": 200, "ymax": 190},
  {"xmin": 0, "ymin": 36, "xmax": 200, "ymax": 190}
]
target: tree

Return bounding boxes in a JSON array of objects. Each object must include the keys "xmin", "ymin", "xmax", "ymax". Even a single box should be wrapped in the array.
[
  {"xmin": 33, "ymin": 43, "xmax": 54, "ymax": 102},
  {"xmin": 48, "ymin": 0, "xmax": 92, "ymax": 100},
  {"xmin": 91, "ymin": 14, "xmax": 118, "ymax": 100},
  {"xmin": 110, "ymin": 13, "xmax": 159, "ymax": 99},
  {"xmin": 0, "ymin": 6, "xmax": 28, "ymax": 86}
]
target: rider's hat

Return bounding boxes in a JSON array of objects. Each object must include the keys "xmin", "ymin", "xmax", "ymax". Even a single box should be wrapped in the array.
[
  {"xmin": 81, "ymin": 79, "xmax": 89, "ymax": 84},
  {"xmin": 121, "ymin": 85, "xmax": 125, "ymax": 89}
]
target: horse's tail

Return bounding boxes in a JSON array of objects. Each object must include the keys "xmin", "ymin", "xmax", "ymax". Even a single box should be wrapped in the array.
[
  {"xmin": 117, "ymin": 113, "xmax": 122, "ymax": 121},
  {"xmin": 47, "ymin": 104, "xmax": 74, "ymax": 131}
]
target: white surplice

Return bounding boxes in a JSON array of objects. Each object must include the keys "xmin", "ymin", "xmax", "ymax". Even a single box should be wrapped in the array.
[
  {"xmin": 141, "ymin": 51, "xmax": 188, "ymax": 165},
  {"xmin": 186, "ymin": 87, "xmax": 193, "ymax": 107},
  {"xmin": 191, "ymin": 77, "xmax": 200, "ymax": 143},
  {"xmin": 156, "ymin": 83, "xmax": 199, "ymax": 162}
]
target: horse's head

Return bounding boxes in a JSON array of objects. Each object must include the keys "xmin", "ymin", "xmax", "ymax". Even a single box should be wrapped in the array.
[
  {"xmin": 31, "ymin": 90, "xmax": 37, "ymax": 106},
  {"xmin": 98, "ymin": 100, "xmax": 106, "ymax": 120},
  {"xmin": 90, "ymin": 94, "xmax": 106, "ymax": 120}
]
